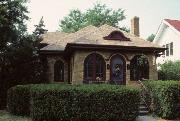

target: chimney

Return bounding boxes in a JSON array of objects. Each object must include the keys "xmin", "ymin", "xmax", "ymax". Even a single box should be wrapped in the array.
[{"xmin": 131, "ymin": 16, "xmax": 140, "ymax": 36}]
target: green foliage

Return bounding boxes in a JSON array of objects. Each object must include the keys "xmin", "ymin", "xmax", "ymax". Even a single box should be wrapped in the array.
[
  {"xmin": 0, "ymin": 0, "xmax": 30, "ymax": 109},
  {"xmin": 60, "ymin": 9, "xmax": 86, "ymax": 33},
  {"xmin": 158, "ymin": 61, "xmax": 180, "ymax": 80},
  {"xmin": 59, "ymin": 3, "xmax": 129, "ymax": 33},
  {"xmin": 33, "ymin": 16, "xmax": 47, "ymax": 39},
  {"xmin": 0, "ymin": 0, "xmax": 48, "ymax": 109},
  {"xmin": 146, "ymin": 34, "xmax": 155, "ymax": 42},
  {"xmin": 7, "ymin": 84, "xmax": 140, "ymax": 121},
  {"xmin": 31, "ymin": 84, "xmax": 140, "ymax": 121},
  {"xmin": 7, "ymin": 85, "xmax": 32, "ymax": 116},
  {"xmin": 143, "ymin": 80, "xmax": 180, "ymax": 119},
  {"xmin": 136, "ymin": 55, "xmax": 149, "ymax": 67}
]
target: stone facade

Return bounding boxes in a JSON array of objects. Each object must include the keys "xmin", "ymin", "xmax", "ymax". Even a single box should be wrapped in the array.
[
  {"xmin": 46, "ymin": 55, "xmax": 68, "ymax": 83},
  {"xmin": 46, "ymin": 50, "xmax": 158, "ymax": 85}
]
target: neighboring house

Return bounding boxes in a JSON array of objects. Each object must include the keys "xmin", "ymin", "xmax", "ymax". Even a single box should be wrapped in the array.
[
  {"xmin": 153, "ymin": 19, "xmax": 180, "ymax": 65},
  {"xmin": 40, "ymin": 17, "xmax": 165, "ymax": 85}
]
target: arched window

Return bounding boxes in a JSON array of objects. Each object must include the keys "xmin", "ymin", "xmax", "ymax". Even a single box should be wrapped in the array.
[
  {"xmin": 130, "ymin": 55, "xmax": 149, "ymax": 81},
  {"xmin": 110, "ymin": 54, "xmax": 126, "ymax": 85},
  {"xmin": 84, "ymin": 53, "xmax": 106, "ymax": 82},
  {"xmin": 54, "ymin": 60, "xmax": 64, "ymax": 82}
]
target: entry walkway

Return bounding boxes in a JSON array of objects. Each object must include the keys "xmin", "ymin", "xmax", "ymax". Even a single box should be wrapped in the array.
[
  {"xmin": 136, "ymin": 116, "xmax": 157, "ymax": 121},
  {"xmin": 136, "ymin": 116, "xmax": 179, "ymax": 121}
]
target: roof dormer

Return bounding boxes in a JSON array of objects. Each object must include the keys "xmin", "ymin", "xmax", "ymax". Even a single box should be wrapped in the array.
[{"xmin": 103, "ymin": 31, "xmax": 130, "ymax": 41}]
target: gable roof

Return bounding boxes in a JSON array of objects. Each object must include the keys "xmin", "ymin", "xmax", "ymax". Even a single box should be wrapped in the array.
[
  {"xmin": 41, "ymin": 32, "xmax": 69, "ymax": 44},
  {"xmin": 165, "ymin": 19, "xmax": 180, "ymax": 33},
  {"xmin": 41, "ymin": 24, "xmax": 164, "ymax": 52},
  {"xmin": 153, "ymin": 19, "xmax": 180, "ymax": 44}
]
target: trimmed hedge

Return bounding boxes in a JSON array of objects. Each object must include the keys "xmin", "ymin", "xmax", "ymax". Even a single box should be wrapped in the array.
[
  {"xmin": 143, "ymin": 80, "xmax": 180, "ymax": 119},
  {"xmin": 7, "ymin": 84, "xmax": 140, "ymax": 121},
  {"xmin": 7, "ymin": 85, "xmax": 32, "ymax": 116},
  {"xmin": 30, "ymin": 84, "xmax": 140, "ymax": 121}
]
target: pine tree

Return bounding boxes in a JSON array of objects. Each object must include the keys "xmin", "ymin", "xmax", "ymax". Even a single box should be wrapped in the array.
[{"xmin": 33, "ymin": 16, "xmax": 48, "ymax": 38}]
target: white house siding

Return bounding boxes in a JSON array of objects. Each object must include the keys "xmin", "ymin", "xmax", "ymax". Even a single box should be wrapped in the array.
[{"xmin": 155, "ymin": 25, "xmax": 180, "ymax": 65}]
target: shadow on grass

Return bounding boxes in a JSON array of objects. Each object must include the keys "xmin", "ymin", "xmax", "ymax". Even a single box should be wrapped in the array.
[{"xmin": 0, "ymin": 110, "xmax": 31, "ymax": 121}]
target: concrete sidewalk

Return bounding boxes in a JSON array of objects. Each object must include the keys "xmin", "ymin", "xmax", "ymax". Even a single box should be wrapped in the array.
[
  {"xmin": 136, "ymin": 116, "xmax": 157, "ymax": 121},
  {"xmin": 136, "ymin": 116, "xmax": 180, "ymax": 121}
]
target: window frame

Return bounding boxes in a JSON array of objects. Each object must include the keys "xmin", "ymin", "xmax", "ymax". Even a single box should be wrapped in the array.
[
  {"xmin": 84, "ymin": 53, "xmax": 106, "ymax": 82},
  {"xmin": 166, "ymin": 44, "xmax": 169, "ymax": 56},
  {"xmin": 170, "ymin": 42, "xmax": 173, "ymax": 55}
]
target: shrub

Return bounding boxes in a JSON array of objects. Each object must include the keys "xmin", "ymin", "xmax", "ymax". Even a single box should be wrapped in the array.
[
  {"xmin": 158, "ymin": 61, "xmax": 180, "ymax": 80},
  {"xmin": 143, "ymin": 80, "xmax": 180, "ymax": 119},
  {"xmin": 7, "ymin": 85, "xmax": 32, "ymax": 116},
  {"xmin": 31, "ymin": 84, "xmax": 140, "ymax": 121}
]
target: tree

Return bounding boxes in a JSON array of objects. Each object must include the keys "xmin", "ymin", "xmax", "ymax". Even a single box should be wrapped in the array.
[
  {"xmin": 59, "ymin": 3, "xmax": 129, "ymax": 33},
  {"xmin": 60, "ymin": 9, "xmax": 86, "ymax": 33},
  {"xmin": 0, "ymin": 0, "xmax": 29, "ymax": 109},
  {"xmin": 0, "ymin": 0, "xmax": 47, "ymax": 109},
  {"xmin": 158, "ymin": 61, "xmax": 180, "ymax": 80},
  {"xmin": 147, "ymin": 34, "xmax": 155, "ymax": 42},
  {"xmin": 33, "ymin": 16, "xmax": 47, "ymax": 38},
  {"xmin": 33, "ymin": 16, "xmax": 48, "ymax": 51}
]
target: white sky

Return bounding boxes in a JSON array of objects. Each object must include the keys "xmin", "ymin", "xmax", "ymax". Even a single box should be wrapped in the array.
[{"xmin": 26, "ymin": 0, "xmax": 180, "ymax": 39}]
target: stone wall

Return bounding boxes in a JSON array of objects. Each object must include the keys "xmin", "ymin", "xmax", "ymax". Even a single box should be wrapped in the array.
[
  {"xmin": 47, "ymin": 55, "xmax": 68, "ymax": 83},
  {"xmin": 71, "ymin": 50, "xmax": 158, "ymax": 85},
  {"xmin": 46, "ymin": 50, "xmax": 158, "ymax": 85}
]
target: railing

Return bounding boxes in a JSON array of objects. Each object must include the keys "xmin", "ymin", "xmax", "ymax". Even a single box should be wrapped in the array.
[
  {"xmin": 83, "ymin": 80, "xmax": 107, "ymax": 84},
  {"xmin": 138, "ymin": 79, "xmax": 151, "ymax": 111}
]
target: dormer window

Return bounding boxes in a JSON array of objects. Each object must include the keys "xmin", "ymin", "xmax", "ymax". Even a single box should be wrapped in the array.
[{"xmin": 103, "ymin": 31, "xmax": 130, "ymax": 41}]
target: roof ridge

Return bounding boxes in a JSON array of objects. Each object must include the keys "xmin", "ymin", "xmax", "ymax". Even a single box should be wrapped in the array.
[{"xmin": 164, "ymin": 19, "xmax": 180, "ymax": 34}]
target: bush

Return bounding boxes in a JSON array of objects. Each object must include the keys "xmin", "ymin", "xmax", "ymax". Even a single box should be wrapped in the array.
[
  {"xmin": 158, "ymin": 61, "xmax": 180, "ymax": 80},
  {"xmin": 143, "ymin": 80, "xmax": 180, "ymax": 119},
  {"xmin": 7, "ymin": 85, "xmax": 32, "ymax": 116},
  {"xmin": 30, "ymin": 84, "xmax": 140, "ymax": 121}
]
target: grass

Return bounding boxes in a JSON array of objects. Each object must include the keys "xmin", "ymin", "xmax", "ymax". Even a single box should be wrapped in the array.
[{"xmin": 0, "ymin": 110, "xmax": 31, "ymax": 121}]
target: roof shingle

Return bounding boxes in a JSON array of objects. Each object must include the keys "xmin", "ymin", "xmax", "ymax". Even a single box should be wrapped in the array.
[
  {"xmin": 41, "ymin": 24, "xmax": 162, "ymax": 51},
  {"xmin": 165, "ymin": 19, "xmax": 180, "ymax": 33}
]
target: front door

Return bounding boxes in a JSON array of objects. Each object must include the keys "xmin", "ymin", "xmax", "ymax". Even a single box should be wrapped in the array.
[{"xmin": 110, "ymin": 55, "xmax": 126, "ymax": 85}]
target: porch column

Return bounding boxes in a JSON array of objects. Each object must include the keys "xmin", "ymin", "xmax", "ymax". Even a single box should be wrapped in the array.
[
  {"xmin": 126, "ymin": 61, "xmax": 131, "ymax": 85},
  {"xmin": 47, "ymin": 57, "xmax": 55, "ymax": 83},
  {"xmin": 148, "ymin": 55, "xmax": 158, "ymax": 80}
]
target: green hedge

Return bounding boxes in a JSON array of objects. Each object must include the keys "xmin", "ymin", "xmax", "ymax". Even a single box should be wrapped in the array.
[
  {"xmin": 158, "ymin": 61, "xmax": 180, "ymax": 80},
  {"xmin": 30, "ymin": 84, "xmax": 140, "ymax": 121},
  {"xmin": 7, "ymin": 85, "xmax": 32, "ymax": 116},
  {"xmin": 143, "ymin": 80, "xmax": 180, "ymax": 119}
]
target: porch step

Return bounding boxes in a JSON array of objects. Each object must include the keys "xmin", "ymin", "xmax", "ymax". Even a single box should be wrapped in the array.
[
  {"xmin": 139, "ymin": 110, "xmax": 149, "ymax": 116},
  {"xmin": 139, "ymin": 105, "xmax": 148, "ymax": 111},
  {"xmin": 139, "ymin": 99, "xmax": 149, "ymax": 116}
]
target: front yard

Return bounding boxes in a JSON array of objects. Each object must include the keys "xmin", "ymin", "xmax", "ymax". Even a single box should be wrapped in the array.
[
  {"xmin": 0, "ymin": 110, "xmax": 177, "ymax": 121},
  {"xmin": 0, "ymin": 110, "xmax": 30, "ymax": 121}
]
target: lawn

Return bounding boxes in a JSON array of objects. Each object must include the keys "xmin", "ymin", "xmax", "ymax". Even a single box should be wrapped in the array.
[{"xmin": 0, "ymin": 110, "xmax": 31, "ymax": 121}]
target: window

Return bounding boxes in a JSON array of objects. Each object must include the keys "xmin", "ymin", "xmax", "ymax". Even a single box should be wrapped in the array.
[
  {"xmin": 166, "ymin": 44, "xmax": 169, "ymax": 56},
  {"xmin": 162, "ymin": 45, "xmax": 165, "ymax": 55},
  {"xmin": 84, "ymin": 53, "xmax": 106, "ymax": 82},
  {"xmin": 54, "ymin": 60, "xmax": 64, "ymax": 82},
  {"xmin": 170, "ymin": 42, "xmax": 173, "ymax": 55}
]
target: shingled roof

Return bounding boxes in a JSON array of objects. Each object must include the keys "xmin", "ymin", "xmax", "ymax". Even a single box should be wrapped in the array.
[
  {"xmin": 41, "ymin": 24, "xmax": 163, "ymax": 51},
  {"xmin": 165, "ymin": 19, "xmax": 180, "ymax": 33}
]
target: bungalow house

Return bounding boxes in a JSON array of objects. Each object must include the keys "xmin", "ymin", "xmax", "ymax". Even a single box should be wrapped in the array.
[
  {"xmin": 40, "ymin": 17, "xmax": 165, "ymax": 85},
  {"xmin": 153, "ymin": 19, "xmax": 180, "ymax": 65}
]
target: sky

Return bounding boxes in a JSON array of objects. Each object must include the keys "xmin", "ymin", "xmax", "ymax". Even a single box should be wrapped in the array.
[{"xmin": 26, "ymin": 0, "xmax": 180, "ymax": 39}]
